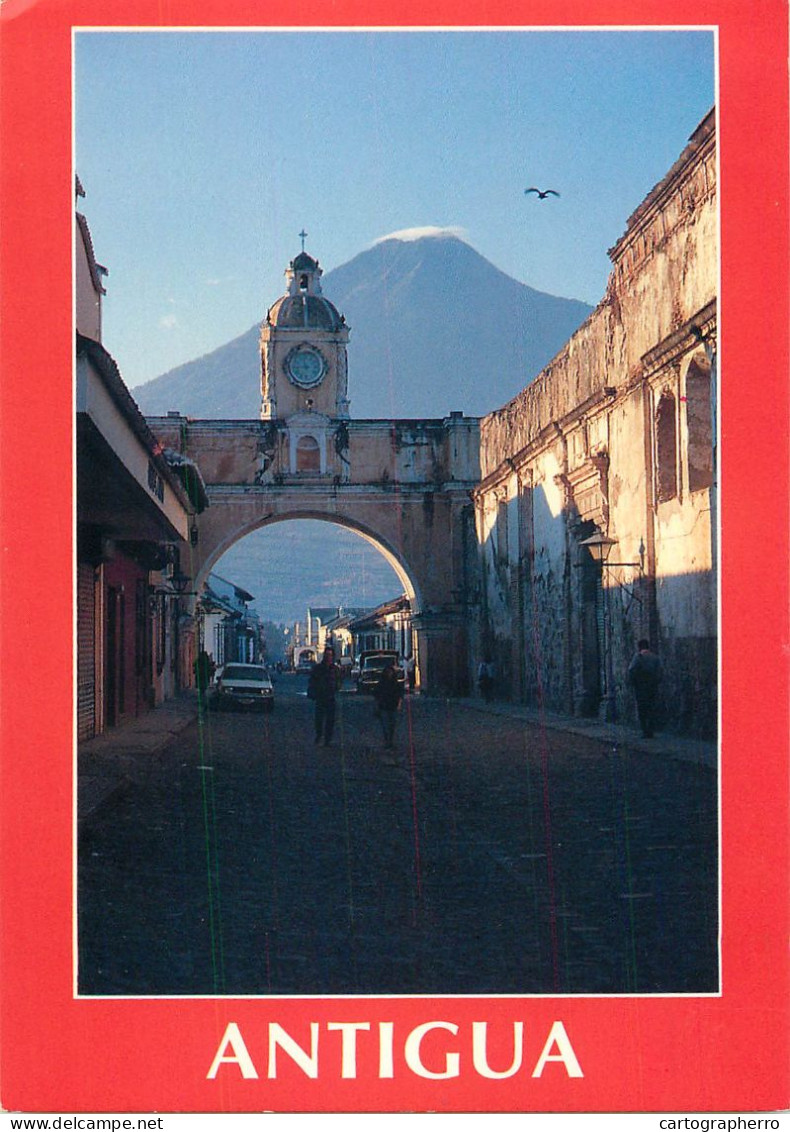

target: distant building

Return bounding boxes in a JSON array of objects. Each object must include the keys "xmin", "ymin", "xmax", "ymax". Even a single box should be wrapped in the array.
[
  {"xmin": 320, "ymin": 610, "xmax": 360, "ymax": 660},
  {"xmin": 293, "ymin": 645, "xmax": 319, "ymax": 670},
  {"xmin": 198, "ymin": 573, "xmax": 262, "ymax": 666},
  {"xmin": 305, "ymin": 606, "xmax": 369, "ymax": 659},
  {"xmin": 305, "ymin": 606, "xmax": 342, "ymax": 653},
  {"xmin": 348, "ymin": 595, "xmax": 414, "ymax": 664}
]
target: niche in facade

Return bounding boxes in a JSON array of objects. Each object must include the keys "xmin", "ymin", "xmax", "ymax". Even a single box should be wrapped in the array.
[
  {"xmin": 296, "ymin": 434, "xmax": 321, "ymax": 473},
  {"xmin": 686, "ymin": 357, "xmax": 713, "ymax": 493},
  {"xmin": 656, "ymin": 391, "xmax": 678, "ymax": 503}
]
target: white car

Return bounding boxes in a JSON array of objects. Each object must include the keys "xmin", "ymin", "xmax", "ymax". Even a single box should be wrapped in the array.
[{"xmin": 213, "ymin": 663, "xmax": 274, "ymax": 712}]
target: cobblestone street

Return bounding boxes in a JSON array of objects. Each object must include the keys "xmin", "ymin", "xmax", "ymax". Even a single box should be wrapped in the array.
[{"xmin": 78, "ymin": 684, "xmax": 718, "ymax": 997}]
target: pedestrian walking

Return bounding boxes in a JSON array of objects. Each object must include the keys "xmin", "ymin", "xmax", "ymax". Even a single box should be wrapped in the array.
[
  {"xmin": 627, "ymin": 638, "xmax": 662, "ymax": 738},
  {"xmin": 477, "ymin": 657, "xmax": 496, "ymax": 702},
  {"xmin": 192, "ymin": 656, "xmax": 213, "ymax": 697},
  {"xmin": 373, "ymin": 663, "xmax": 404, "ymax": 748},
  {"xmin": 307, "ymin": 646, "xmax": 341, "ymax": 746}
]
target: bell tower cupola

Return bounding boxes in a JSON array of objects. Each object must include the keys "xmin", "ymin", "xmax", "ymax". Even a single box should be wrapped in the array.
[{"xmin": 260, "ymin": 237, "xmax": 350, "ymax": 423}]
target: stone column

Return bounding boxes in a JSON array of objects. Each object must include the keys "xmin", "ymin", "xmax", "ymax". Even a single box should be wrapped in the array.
[{"xmin": 412, "ymin": 610, "xmax": 470, "ymax": 697}]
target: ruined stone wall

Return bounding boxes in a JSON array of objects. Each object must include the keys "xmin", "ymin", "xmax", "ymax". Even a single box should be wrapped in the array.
[{"xmin": 475, "ymin": 111, "xmax": 718, "ymax": 735}]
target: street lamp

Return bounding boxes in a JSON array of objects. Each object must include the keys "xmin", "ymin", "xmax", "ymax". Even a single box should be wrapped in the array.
[
  {"xmin": 170, "ymin": 569, "xmax": 192, "ymax": 595},
  {"xmin": 167, "ymin": 569, "xmax": 197, "ymax": 693},
  {"xmin": 579, "ymin": 533, "xmax": 645, "ymax": 572},
  {"xmin": 579, "ymin": 533, "xmax": 645, "ymax": 722}
]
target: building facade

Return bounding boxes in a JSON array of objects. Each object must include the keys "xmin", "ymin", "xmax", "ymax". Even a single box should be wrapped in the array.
[
  {"xmin": 198, "ymin": 573, "xmax": 263, "ymax": 668},
  {"xmin": 472, "ymin": 111, "xmax": 717, "ymax": 736},
  {"xmin": 76, "ymin": 182, "xmax": 207, "ymax": 740},
  {"xmin": 348, "ymin": 596, "xmax": 414, "ymax": 666}
]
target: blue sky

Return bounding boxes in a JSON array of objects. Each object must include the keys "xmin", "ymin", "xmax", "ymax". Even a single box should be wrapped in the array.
[{"xmin": 74, "ymin": 28, "xmax": 715, "ymax": 389}]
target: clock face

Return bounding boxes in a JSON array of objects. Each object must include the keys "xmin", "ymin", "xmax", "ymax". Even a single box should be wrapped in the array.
[{"xmin": 285, "ymin": 346, "xmax": 326, "ymax": 389}]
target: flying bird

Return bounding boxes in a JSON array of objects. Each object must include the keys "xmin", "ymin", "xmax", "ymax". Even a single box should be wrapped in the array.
[{"xmin": 525, "ymin": 187, "xmax": 560, "ymax": 199}]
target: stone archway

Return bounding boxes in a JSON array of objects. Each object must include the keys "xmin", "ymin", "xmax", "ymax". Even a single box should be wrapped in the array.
[
  {"xmin": 149, "ymin": 414, "xmax": 481, "ymax": 695},
  {"xmin": 195, "ymin": 510, "xmax": 423, "ymax": 684}
]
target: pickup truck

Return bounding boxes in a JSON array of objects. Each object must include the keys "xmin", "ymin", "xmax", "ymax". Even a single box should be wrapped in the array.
[{"xmin": 356, "ymin": 651, "xmax": 406, "ymax": 694}]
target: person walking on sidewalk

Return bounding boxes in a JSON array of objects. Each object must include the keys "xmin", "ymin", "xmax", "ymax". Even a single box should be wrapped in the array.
[
  {"xmin": 627, "ymin": 638, "xmax": 662, "ymax": 738},
  {"xmin": 373, "ymin": 663, "xmax": 404, "ymax": 748},
  {"xmin": 477, "ymin": 657, "xmax": 496, "ymax": 702},
  {"xmin": 308, "ymin": 646, "xmax": 341, "ymax": 746},
  {"xmin": 193, "ymin": 649, "xmax": 215, "ymax": 712}
]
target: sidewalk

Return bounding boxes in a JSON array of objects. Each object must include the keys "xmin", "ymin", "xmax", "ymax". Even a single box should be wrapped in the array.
[
  {"xmin": 78, "ymin": 691, "xmax": 201, "ymax": 822},
  {"xmin": 456, "ymin": 696, "xmax": 717, "ymax": 768}
]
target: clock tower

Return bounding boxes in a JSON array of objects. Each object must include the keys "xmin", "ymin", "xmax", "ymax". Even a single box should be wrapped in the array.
[{"xmin": 260, "ymin": 247, "xmax": 350, "ymax": 424}]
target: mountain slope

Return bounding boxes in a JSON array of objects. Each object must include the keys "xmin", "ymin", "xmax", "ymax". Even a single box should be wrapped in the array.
[{"xmin": 132, "ymin": 234, "xmax": 592, "ymax": 421}]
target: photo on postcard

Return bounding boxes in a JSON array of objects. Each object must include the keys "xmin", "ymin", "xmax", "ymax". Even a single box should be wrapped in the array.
[{"xmin": 74, "ymin": 27, "xmax": 719, "ymax": 1000}]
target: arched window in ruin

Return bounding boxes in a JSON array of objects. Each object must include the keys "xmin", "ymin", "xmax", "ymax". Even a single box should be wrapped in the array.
[
  {"xmin": 296, "ymin": 435, "xmax": 321, "ymax": 473},
  {"xmin": 686, "ymin": 357, "xmax": 713, "ymax": 493},
  {"xmin": 496, "ymin": 498, "xmax": 510, "ymax": 567},
  {"xmin": 656, "ymin": 391, "xmax": 678, "ymax": 503}
]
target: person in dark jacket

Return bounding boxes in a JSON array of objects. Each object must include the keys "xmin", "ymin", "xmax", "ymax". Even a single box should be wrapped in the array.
[
  {"xmin": 627, "ymin": 639, "xmax": 662, "ymax": 738},
  {"xmin": 307, "ymin": 646, "xmax": 341, "ymax": 746},
  {"xmin": 193, "ymin": 650, "xmax": 215, "ymax": 712},
  {"xmin": 477, "ymin": 657, "xmax": 496, "ymax": 702},
  {"xmin": 373, "ymin": 664, "xmax": 404, "ymax": 749}
]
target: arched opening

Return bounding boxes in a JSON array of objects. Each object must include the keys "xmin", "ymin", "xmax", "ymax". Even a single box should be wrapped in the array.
[
  {"xmin": 195, "ymin": 516, "xmax": 421, "ymax": 678},
  {"xmin": 686, "ymin": 356, "xmax": 713, "ymax": 493},
  {"xmin": 656, "ymin": 391, "xmax": 678, "ymax": 503}
]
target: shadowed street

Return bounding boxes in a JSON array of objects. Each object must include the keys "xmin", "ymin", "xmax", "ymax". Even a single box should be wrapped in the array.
[{"xmin": 78, "ymin": 684, "xmax": 718, "ymax": 996}]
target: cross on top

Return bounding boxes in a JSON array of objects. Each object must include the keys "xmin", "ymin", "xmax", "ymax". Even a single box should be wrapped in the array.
[{"xmin": 299, "ymin": 229, "xmax": 308, "ymax": 252}]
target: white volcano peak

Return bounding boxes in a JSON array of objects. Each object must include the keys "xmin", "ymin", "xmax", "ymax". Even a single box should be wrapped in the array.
[{"xmin": 373, "ymin": 226, "xmax": 467, "ymax": 245}]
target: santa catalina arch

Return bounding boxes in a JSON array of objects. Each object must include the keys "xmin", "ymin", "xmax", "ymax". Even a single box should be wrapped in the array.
[{"xmin": 148, "ymin": 251, "xmax": 481, "ymax": 695}]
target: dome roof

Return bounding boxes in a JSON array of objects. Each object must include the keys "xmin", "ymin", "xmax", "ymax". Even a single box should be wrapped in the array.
[
  {"xmin": 268, "ymin": 293, "xmax": 344, "ymax": 331},
  {"xmin": 291, "ymin": 251, "xmax": 319, "ymax": 272}
]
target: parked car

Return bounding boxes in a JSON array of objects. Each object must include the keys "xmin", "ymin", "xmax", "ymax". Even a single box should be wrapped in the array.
[
  {"xmin": 356, "ymin": 651, "xmax": 406, "ymax": 694},
  {"xmin": 213, "ymin": 663, "xmax": 274, "ymax": 712}
]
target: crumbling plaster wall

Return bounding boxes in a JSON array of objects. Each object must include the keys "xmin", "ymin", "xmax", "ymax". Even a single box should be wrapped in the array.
[{"xmin": 475, "ymin": 112, "xmax": 717, "ymax": 733}]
